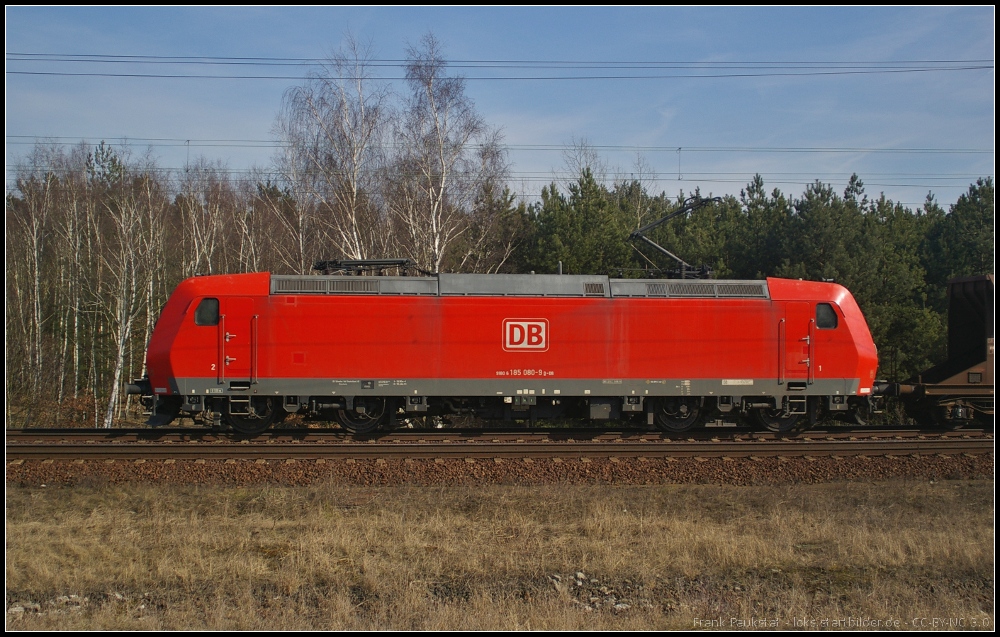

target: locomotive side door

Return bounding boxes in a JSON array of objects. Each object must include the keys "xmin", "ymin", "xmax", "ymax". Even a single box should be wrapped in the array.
[
  {"xmin": 780, "ymin": 301, "xmax": 814, "ymax": 385},
  {"xmin": 219, "ymin": 296, "xmax": 257, "ymax": 385}
]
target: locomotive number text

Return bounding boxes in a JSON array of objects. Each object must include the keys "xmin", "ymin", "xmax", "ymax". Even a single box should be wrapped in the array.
[{"xmin": 496, "ymin": 369, "xmax": 555, "ymax": 377}]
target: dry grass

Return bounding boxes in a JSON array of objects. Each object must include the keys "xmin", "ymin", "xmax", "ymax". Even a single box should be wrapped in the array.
[{"xmin": 6, "ymin": 480, "xmax": 994, "ymax": 630}]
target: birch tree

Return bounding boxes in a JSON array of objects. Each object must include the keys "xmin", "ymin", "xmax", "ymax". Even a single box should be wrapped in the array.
[
  {"xmin": 8, "ymin": 149, "xmax": 57, "ymax": 399},
  {"xmin": 176, "ymin": 158, "xmax": 228, "ymax": 277},
  {"xmin": 275, "ymin": 34, "xmax": 393, "ymax": 266},
  {"xmin": 389, "ymin": 33, "xmax": 507, "ymax": 273},
  {"xmin": 52, "ymin": 145, "xmax": 92, "ymax": 414}
]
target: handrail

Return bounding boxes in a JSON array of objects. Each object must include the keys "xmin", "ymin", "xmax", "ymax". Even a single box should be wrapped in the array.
[
  {"xmin": 218, "ymin": 314, "xmax": 226, "ymax": 385},
  {"xmin": 251, "ymin": 314, "xmax": 258, "ymax": 384},
  {"xmin": 808, "ymin": 318, "xmax": 816, "ymax": 384},
  {"xmin": 778, "ymin": 318, "xmax": 785, "ymax": 385}
]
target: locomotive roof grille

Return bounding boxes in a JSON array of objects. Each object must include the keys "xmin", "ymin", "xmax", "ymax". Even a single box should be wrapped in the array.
[
  {"xmin": 646, "ymin": 283, "xmax": 667, "ymax": 297},
  {"xmin": 617, "ymin": 279, "xmax": 769, "ymax": 299},
  {"xmin": 668, "ymin": 282, "xmax": 716, "ymax": 297},
  {"xmin": 438, "ymin": 273, "xmax": 611, "ymax": 297},
  {"xmin": 270, "ymin": 274, "xmax": 769, "ymax": 299},
  {"xmin": 717, "ymin": 283, "xmax": 768, "ymax": 297},
  {"xmin": 272, "ymin": 277, "xmax": 318, "ymax": 294},
  {"xmin": 330, "ymin": 279, "xmax": 380, "ymax": 294},
  {"xmin": 272, "ymin": 275, "xmax": 434, "ymax": 295},
  {"xmin": 271, "ymin": 277, "xmax": 382, "ymax": 294}
]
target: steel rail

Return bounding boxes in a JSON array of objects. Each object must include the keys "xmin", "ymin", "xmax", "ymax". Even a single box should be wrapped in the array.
[
  {"xmin": 5, "ymin": 426, "xmax": 987, "ymax": 444},
  {"xmin": 6, "ymin": 437, "xmax": 993, "ymax": 461}
]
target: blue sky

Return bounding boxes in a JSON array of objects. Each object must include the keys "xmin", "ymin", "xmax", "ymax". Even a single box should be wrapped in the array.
[{"xmin": 5, "ymin": 6, "xmax": 994, "ymax": 208}]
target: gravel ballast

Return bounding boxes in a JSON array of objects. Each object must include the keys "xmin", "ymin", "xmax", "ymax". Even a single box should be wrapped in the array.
[{"xmin": 7, "ymin": 453, "xmax": 993, "ymax": 487}]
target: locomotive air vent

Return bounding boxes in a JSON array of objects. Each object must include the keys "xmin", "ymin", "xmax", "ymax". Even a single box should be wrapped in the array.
[
  {"xmin": 271, "ymin": 276, "xmax": 381, "ymax": 295},
  {"xmin": 328, "ymin": 279, "xmax": 380, "ymax": 294},
  {"xmin": 584, "ymin": 283, "xmax": 606, "ymax": 296},
  {"xmin": 272, "ymin": 277, "xmax": 328, "ymax": 294},
  {"xmin": 668, "ymin": 282, "xmax": 716, "ymax": 297},
  {"xmin": 717, "ymin": 283, "xmax": 767, "ymax": 297},
  {"xmin": 609, "ymin": 278, "xmax": 770, "ymax": 299}
]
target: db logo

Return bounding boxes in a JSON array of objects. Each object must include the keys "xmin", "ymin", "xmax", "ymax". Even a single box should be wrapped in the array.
[{"xmin": 503, "ymin": 319, "xmax": 549, "ymax": 351}]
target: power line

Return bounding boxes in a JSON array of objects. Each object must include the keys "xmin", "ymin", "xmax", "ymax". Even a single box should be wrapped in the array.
[
  {"xmin": 8, "ymin": 65, "xmax": 992, "ymax": 81},
  {"xmin": 8, "ymin": 51, "xmax": 992, "ymax": 80},
  {"xmin": 6, "ymin": 168, "xmax": 989, "ymax": 192},
  {"xmin": 5, "ymin": 162, "xmax": 990, "ymax": 181},
  {"xmin": 8, "ymin": 138, "xmax": 990, "ymax": 205},
  {"xmin": 8, "ymin": 52, "xmax": 992, "ymax": 65},
  {"xmin": 6, "ymin": 136, "xmax": 993, "ymax": 155}
]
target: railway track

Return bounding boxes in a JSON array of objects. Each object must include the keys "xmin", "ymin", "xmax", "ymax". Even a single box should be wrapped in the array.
[{"xmin": 6, "ymin": 427, "xmax": 993, "ymax": 461}]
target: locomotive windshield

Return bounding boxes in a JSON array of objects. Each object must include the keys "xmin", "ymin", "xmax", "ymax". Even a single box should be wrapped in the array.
[
  {"xmin": 816, "ymin": 303, "xmax": 838, "ymax": 329},
  {"xmin": 194, "ymin": 298, "xmax": 219, "ymax": 326}
]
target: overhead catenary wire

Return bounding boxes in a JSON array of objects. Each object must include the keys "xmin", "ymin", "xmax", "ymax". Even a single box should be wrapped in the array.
[
  {"xmin": 7, "ymin": 51, "xmax": 993, "ymax": 80},
  {"xmin": 8, "ymin": 66, "xmax": 993, "ymax": 81},
  {"xmin": 6, "ymin": 135, "xmax": 993, "ymax": 154},
  {"xmin": 6, "ymin": 53, "xmax": 992, "ymax": 206}
]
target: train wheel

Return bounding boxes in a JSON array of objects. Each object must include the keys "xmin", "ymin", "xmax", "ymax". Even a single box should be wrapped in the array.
[
  {"xmin": 337, "ymin": 398, "xmax": 389, "ymax": 434},
  {"xmin": 754, "ymin": 407, "xmax": 801, "ymax": 433},
  {"xmin": 931, "ymin": 405, "xmax": 973, "ymax": 430},
  {"xmin": 654, "ymin": 397, "xmax": 702, "ymax": 432},
  {"xmin": 225, "ymin": 397, "xmax": 279, "ymax": 434}
]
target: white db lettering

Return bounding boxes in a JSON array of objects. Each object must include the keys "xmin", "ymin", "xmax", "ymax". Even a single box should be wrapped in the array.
[{"xmin": 503, "ymin": 319, "xmax": 548, "ymax": 351}]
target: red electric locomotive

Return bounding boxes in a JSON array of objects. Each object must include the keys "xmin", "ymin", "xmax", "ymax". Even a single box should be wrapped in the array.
[{"xmin": 130, "ymin": 270, "xmax": 879, "ymax": 434}]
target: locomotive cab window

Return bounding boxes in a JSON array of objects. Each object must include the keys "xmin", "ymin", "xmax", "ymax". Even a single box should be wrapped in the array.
[
  {"xmin": 194, "ymin": 298, "xmax": 219, "ymax": 326},
  {"xmin": 816, "ymin": 303, "xmax": 838, "ymax": 329}
]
